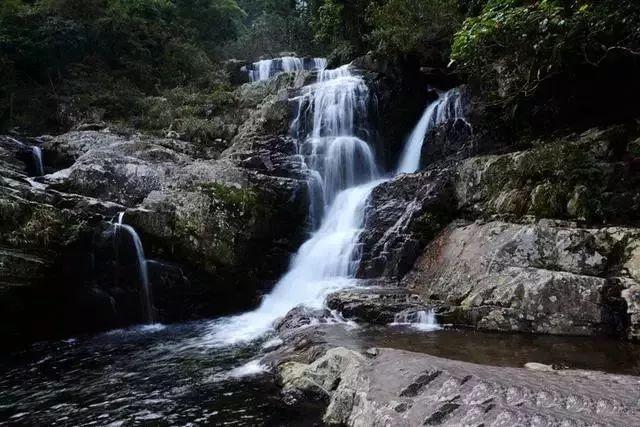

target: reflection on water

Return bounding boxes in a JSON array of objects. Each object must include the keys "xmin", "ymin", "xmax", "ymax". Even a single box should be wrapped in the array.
[
  {"xmin": 1, "ymin": 321, "xmax": 640, "ymax": 426},
  {"xmin": 328, "ymin": 325, "xmax": 640, "ymax": 375},
  {"xmin": 0, "ymin": 322, "xmax": 322, "ymax": 426}
]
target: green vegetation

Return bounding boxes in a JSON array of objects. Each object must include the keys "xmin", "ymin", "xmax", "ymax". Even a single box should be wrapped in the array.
[
  {"xmin": 2, "ymin": 0, "xmax": 639, "ymax": 140},
  {"xmin": 0, "ymin": 0, "xmax": 247, "ymax": 133},
  {"xmin": 367, "ymin": 0, "xmax": 461, "ymax": 59},
  {"xmin": 451, "ymin": 0, "xmax": 640, "ymax": 104}
]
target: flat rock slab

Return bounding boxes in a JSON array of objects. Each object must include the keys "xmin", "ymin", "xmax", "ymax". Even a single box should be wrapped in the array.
[{"xmin": 334, "ymin": 348, "xmax": 640, "ymax": 426}]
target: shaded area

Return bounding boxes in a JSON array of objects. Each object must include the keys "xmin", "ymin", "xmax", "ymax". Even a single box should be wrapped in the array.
[
  {"xmin": 0, "ymin": 322, "xmax": 323, "ymax": 426},
  {"xmin": 323, "ymin": 325, "xmax": 640, "ymax": 375}
]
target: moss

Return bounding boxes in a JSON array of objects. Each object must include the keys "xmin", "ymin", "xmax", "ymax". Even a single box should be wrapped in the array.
[
  {"xmin": 0, "ymin": 200, "xmax": 89, "ymax": 251},
  {"xmin": 528, "ymin": 182, "xmax": 567, "ymax": 219},
  {"xmin": 468, "ymin": 128, "xmax": 632, "ymax": 222}
]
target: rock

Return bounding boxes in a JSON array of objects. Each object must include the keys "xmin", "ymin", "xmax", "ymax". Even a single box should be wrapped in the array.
[
  {"xmin": 403, "ymin": 220, "xmax": 640, "ymax": 336},
  {"xmin": 278, "ymin": 347, "xmax": 366, "ymax": 414},
  {"xmin": 327, "ymin": 288, "xmax": 425, "ymax": 325},
  {"xmin": 287, "ymin": 347, "xmax": 640, "ymax": 426},
  {"xmin": 274, "ymin": 306, "xmax": 333, "ymax": 333},
  {"xmin": 455, "ymin": 126, "xmax": 640, "ymax": 223},
  {"xmin": 524, "ymin": 362, "xmax": 554, "ymax": 372},
  {"xmin": 357, "ymin": 168, "xmax": 455, "ymax": 279}
]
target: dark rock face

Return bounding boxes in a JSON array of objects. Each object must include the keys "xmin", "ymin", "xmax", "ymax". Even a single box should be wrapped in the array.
[
  {"xmin": 419, "ymin": 117, "xmax": 474, "ymax": 169},
  {"xmin": 357, "ymin": 168, "xmax": 456, "ymax": 279},
  {"xmin": 0, "ymin": 74, "xmax": 313, "ymax": 345},
  {"xmin": 356, "ymin": 55, "xmax": 435, "ymax": 170},
  {"xmin": 327, "ymin": 287, "xmax": 426, "ymax": 325}
]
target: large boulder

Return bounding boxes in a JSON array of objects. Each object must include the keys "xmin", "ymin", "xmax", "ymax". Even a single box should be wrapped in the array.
[
  {"xmin": 357, "ymin": 168, "xmax": 456, "ymax": 279},
  {"xmin": 403, "ymin": 220, "xmax": 640, "ymax": 337},
  {"xmin": 455, "ymin": 126, "xmax": 640, "ymax": 223},
  {"xmin": 280, "ymin": 347, "xmax": 640, "ymax": 426}
]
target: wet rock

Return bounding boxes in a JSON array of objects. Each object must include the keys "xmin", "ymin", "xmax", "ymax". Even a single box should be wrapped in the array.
[
  {"xmin": 275, "ymin": 346, "xmax": 640, "ymax": 426},
  {"xmin": 327, "ymin": 288, "xmax": 425, "ymax": 325},
  {"xmin": 357, "ymin": 168, "xmax": 456, "ymax": 279}
]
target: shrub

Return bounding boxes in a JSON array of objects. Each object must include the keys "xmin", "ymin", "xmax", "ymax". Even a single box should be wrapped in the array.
[{"xmin": 451, "ymin": 0, "xmax": 640, "ymax": 104}]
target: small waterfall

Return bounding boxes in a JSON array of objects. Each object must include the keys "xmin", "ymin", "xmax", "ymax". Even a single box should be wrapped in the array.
[
  {"xmin": 246, "ymin": 56, "xmax": 327, "ymax": 82},
  {"xmin": 391, "ymin": 309, "xmax": 440, "ymax": 332},
  {"xmin": 31, "ymin": 146, "xmax": 44, "ymax": 176},
  {"xmin": 396, "ymin": 87, "xmax": 469, "ymax": 174},
  {"xmin": 4, "ymin": 136, "xmax": 44, "ymax": 176},
  {"xmin": 205, "ymin": 63, "xmax": 382, "ymax": 345},
  {"xmin": 113, "ymin": 212, "xmax": 155, "ymax": 324}
]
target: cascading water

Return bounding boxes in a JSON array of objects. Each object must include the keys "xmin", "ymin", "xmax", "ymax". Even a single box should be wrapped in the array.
[
  {"xmin": 246, "ymin": 56, "xmax": 327, "ymax": 82},
  {"xmin": 396, "ymin": 87, "xmax": 469, "ymax": 174},
  {"xmin": 391, "ymin": 309, "xmax": 441, "ymax": 332},
  {"xmin": 31, "ymin": 146, "xmax": 44, "ymax": 176},
  {"xmin": 113, "ymin": 212, "xmax": 155, "ymax": 323},
  {"xmin": 205, "ymin": 64, "xmax": 382, "ymax": 345}
]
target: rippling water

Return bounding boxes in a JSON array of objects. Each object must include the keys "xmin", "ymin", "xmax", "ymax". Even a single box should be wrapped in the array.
[
  {"xmin": 3, "ymin": 319, "xmax": 640, "ymax": 426},
  {"xmin": 0, "ymin": 321, "xmax": 322, "ymax": 426}
]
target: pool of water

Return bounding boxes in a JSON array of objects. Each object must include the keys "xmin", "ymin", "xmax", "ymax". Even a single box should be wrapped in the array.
[
  {"xmin": 0, "ymin": 322, "xmax": 323, "ymax": 426},
  {"xmin": 327, "ymin": 324, "xmax": 640, "ymax": 375},
  {"xmin": 2, "ymin": 320, "xmax": 639, "ymax": 426}
]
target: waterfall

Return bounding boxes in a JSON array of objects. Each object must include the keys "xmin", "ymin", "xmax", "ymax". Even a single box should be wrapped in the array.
[
  {"xmin": 113, "ymin": 212, "xmax": 155, "ymax": 323},
  {"xmin": 391, "ymin": 309, "xmax": 440, "ymax": 332},
  {"xmin": 31, "ymin": 146, "xmax": 44, "ymax": 176},
  {"xmin": 246, "ymin": 56, "xmax": 328, "ymax": 82},
  {"xmin": 204, "ymin": 64, "xmax": 382, "ymax": 345},
  {"xmin": 4, "ymin": 136, "xmax": 44, "ymax": 176},
  {"xmin": 396, "ymin": 87, "xmax": 469, "ymax": 174}
]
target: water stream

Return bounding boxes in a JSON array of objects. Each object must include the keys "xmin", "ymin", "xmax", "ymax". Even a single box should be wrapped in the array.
[
  {"xmin": 113, "ymin": 212, "xmax": 155, "ymax": 324},
  {"xmin": 396, "ymin": 87, "xmax": 468, "ymax": 174},
  {"xmin": 202, "ymin": 63, "xmax": 382, "ymax": 346},
  {"xmin": 246, "ymin": 56, "xmax": 327, "ymax": 82}
]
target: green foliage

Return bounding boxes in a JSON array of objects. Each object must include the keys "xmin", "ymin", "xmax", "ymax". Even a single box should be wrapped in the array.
[
  {"xmin": 451, "ymin": 0, "xmax": 640, "ymax": 103},
  {"xmin": 223, "ymin": 0, "xmax": 320, "ymax": 59},
  {"xmin": 367, "ymin": 0, "xmax": 461, "ymax": 56},
  {"xmin": 0, "ymin": 0, "xmax": 246, "ymax": 132}
]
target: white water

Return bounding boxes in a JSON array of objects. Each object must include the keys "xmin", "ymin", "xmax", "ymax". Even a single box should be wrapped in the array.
[
  {"xmin": 31, "ymin": 146, "xmax": 44, "ymax": 176},
  {"xmin": 391, "ymin": 309, "xmax": 441, "ymax": 332},
  {"xmin": 247, "ymin": 56, "xmax": 327, "ymax": 82},
  {"xmin": 396, "ymin": 87, "xmax": 468, "ymax": 174},
  {"xmin": 203, "ymin": 64, "xmax": 381, "ymax": 345},
  {"xmin": 113, "ymin": 212, "xmax": 155, "ymax": 323}
]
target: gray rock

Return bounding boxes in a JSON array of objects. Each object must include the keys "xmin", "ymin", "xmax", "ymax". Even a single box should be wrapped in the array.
[
  {"xmin": 285, "ymin": 347, "xmax": 640, "ymax": 426},
  {"xmin": 403, "ymin": 220, "xmax": 640, "ymax": 336},
  {"xmin": 327, "ymin": 288, "xmax": 426, "ymax": 325}
]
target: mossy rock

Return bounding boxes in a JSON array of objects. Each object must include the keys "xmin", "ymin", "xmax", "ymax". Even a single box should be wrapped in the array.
[{"xmin": 528, "ymin": 182, "xmax": 568, "ymax": 219}]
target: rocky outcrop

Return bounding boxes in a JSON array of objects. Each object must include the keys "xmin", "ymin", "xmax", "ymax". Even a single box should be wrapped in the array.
[
  {"xmin": 0, "ymin": 71, "xmax": 313, "ymax": 345},
  {"xmin": 277, "ymin": 346, "xmax": 640, "ymax": 426},
  {"xmin": 455, "ymin": 126, "xmax": 640, "ymax": 223},
  {"xmin": 357, "ymin": 169, "xmax": 456, "ymax": 279},
  {"xmin": 404, "ymin": 220, "xmax": 640, "ymax": 337}
]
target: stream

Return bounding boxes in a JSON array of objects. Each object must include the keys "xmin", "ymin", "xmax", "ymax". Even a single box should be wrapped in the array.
[{"xmin": 2, "ymin": 320, "xmax": 639, "ymax": 425}]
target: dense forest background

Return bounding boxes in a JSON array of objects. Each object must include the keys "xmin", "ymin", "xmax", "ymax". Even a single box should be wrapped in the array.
[{"xmin": 1, "ymin": 0, "xmax": 639, "ymax": 138}]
